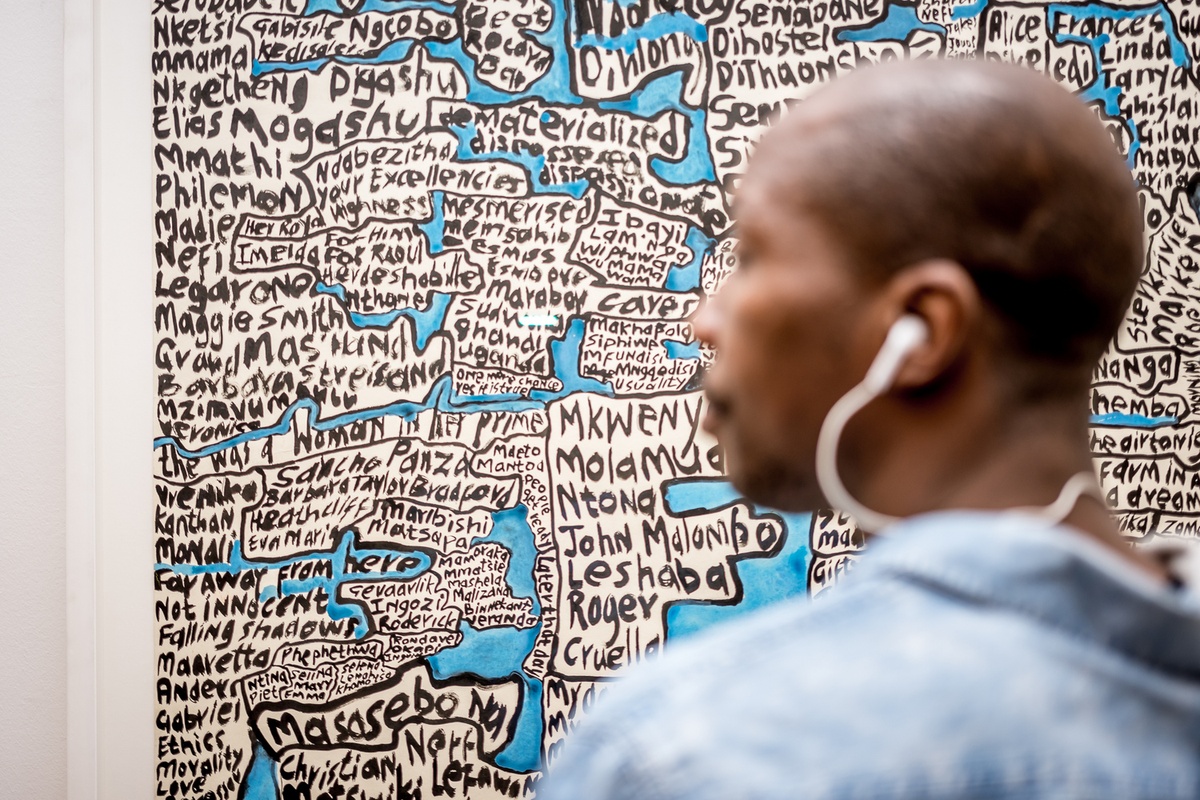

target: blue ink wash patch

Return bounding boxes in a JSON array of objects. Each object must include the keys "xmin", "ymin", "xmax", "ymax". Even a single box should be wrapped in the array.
[
  {"xmin": 428, "ymin": 505, "xmax": 544, "ymax": 773},
  {"xmin": 661, "ymin": 479, "xmax": 810, "ymax": 640},
  {"xmin": 155, "ymin": 386, "xmax": 436, "ymax": 459},
  {"xmin": 664, "ymin": 226, "xmax": 714, "ymax": 291},
  {"xmin": 427, "ymin": 625, "xmax": 544, "ymax": 773},
  {"xmin": 1090, "ymin": 412, "xmax": 1178, "ymax": 428},
  {"xmin": 476, "ymin": 506, "xmax": 542, "ymax": 615},
  {"xmin": 350, "ymin": 293, "xmax": 452, "ymax": 348},
  {"xmin": 361, "ymin": 0, "xmax": 457, "ymax": 13},
  {"xmin": 416, "ymin": 190, "xmax": 446, "ymax": 253},
  {"xmin": 663, "ymin": 340, "xmax": 701, "ymax": 359},
  {"xmin": 427, "ymin": 622, "xmax": 541, "ymax": 688},
  {"xmin": 241, "ymin": 742, "xmax": 280, "ymax": 800},
  {"xmin": 600, "ymin": 71, "xmax": 717, "ymax": 185},
  {"xmin": 253, "ymin": 0, "xmax": 460, "ymax": 74},
  {"xmin": 952, "ymin": 0, "xmax": 990, "ymax": 21},
  {"xmin": 529, "ymin": 317, "xmax": 617, "ymax": 402},
  {"xmin": 313, "ymin": 282, "xmax": 451, "ymax": 349}
]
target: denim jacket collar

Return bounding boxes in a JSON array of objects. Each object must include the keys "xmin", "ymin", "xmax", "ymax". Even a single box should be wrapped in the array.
[{"xmin": 858, "ymin": 510, "xmax": 1200, "ymax": 679}]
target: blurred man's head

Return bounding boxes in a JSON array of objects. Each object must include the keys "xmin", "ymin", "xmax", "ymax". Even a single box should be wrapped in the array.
[{"xmin": 694, "ymin": 59, "xmax": 1142, "ymax": 513}]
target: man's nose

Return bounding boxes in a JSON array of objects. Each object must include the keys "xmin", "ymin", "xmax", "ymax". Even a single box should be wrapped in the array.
[{"xmin": 691, "ymin": 294, "xmax": 722, "ymax": 346}]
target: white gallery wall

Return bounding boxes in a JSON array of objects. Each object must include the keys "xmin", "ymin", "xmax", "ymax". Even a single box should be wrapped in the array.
[{"xmin": 0, "ymin": 0, "xmax": 68, "ymax": 797}]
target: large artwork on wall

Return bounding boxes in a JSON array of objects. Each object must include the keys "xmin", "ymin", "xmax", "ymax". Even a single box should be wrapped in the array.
[{"xmin": 151, "ymin": 0, "xmax": 1200, "ymax": 796}]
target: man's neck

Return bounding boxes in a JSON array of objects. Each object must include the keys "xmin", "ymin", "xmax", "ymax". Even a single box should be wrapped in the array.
[{"xmin": 863, "ymin": 401, "xmax": 1172, "ymax": 584}]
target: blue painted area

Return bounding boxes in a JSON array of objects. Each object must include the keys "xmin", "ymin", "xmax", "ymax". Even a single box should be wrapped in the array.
[
  {"xmin": 417, "ymin": 190, "xmax": 446, "ymax": 253},
  {"xmin": 664, "ymin": 226, "xmax": 712, "ymax": 291},
  {"xmin": 243, "ymin": 743, "xmax": 280, "ymax": 796},
  {"xmin": 242, "ymin": 742, "xmax": 280, "ymax": 800},
  {"xmin": 428, "ymin": 623, "xmax": 544, "ymax": 772},
  {"xmin": 348, "ymin": 293, "xmax": 451, "ymax": 349},
  {"xmin": 404, "ymin": 292, "xmax": 453, "ymax": 350},
  {"xmin": 157, "ymin": 531, "xmax": 430, "ymax": 638},
  {"xmin": 314, "ymin": 282, "xmax": 452, "ymax": 349},
  {"xmin": 428, "ymin": 505, "xmax": 543, "ymax": 773},
  {"xmin": 316, "ymin": 276, "xmax": 450, "ymax": 341},
  {"xmin": 313, "ymin": 281, "xmax": 349, "ymax": 303},
  {"xmin": 500, "ymin": 679, "xmax": 544, "ymax": 773},
  {"xmin": 660, "ymin": 479, "xmax": 811, "ymax": 640},
  {"xmin": 251, "ymin": 57, "xmax": 329, "ymax": 76},
  {"xmin": 530, "ymin": 317, "xmax": 616, "ymax": 402},
  {"xmin": 451, "ymin": 389, "xmax": 529, "ymax": 404},
  {"xmin": 576, "ymin": 12, "xmax": 708, "ymax": 54},
  {"xmin": 1047, "ymin": 2, "xmax": 1190, "ymax": 167},
  {"xmin": 664, "ymin": 478, "xmax": 742, "ymax": 510},
  {"xmin": 951, "ymin": 0, "xmax": 989, "ymax": 20},
  {"xmin": 836, "ymin": 3, "xmax": 945, "ymax": 42},
  {"xmin": 663, "ymin": 340, "xmax": 701, "ymax": 359},
  {"xmin": 428, "ymin": 622, "xmax": 541, "ymax": 681},
  {"xmin": 438, "ymin": 316, "xmax": 616, "ymax": 408},
  {"xmin": 599, "ymin": 71, "xmax": 716, "ymax": 185},
  {"xmin": 1090, "ymin": 412, "xmax": 1178, "ymax": 428},
  {"xmin": 475, "ymin": 506, "xmax": 542, "ymax": 615}
]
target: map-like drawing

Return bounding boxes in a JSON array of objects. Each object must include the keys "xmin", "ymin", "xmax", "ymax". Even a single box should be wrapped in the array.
[{"xmin": 151, "ymin": 0, "xmax": 1200, "ymax": 796}]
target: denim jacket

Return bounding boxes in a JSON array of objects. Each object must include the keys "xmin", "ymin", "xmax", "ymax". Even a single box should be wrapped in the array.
[{"xmin": 539, "ymin": 512, "xmax": 1200, "ymax": 799}]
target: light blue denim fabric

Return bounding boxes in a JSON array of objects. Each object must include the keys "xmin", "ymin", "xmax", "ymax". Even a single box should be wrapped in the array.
[{"xmin": 538, "ymin": 511, "xmax": 1200, "ymax": 799}]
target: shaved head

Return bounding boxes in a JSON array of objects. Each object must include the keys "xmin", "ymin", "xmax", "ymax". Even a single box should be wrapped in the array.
[
  {"xmin": 744, "ymin": 59, "xmax": 1143, "ymax": 398},
  {"xmin": 696, "ymin": 59, "xmax": 1147, "ymax": 511}
]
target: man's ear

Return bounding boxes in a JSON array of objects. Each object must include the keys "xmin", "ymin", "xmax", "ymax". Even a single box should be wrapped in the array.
[{"xmin": 884, "ymin": 260, "xmax": 981, "ymax": 390}]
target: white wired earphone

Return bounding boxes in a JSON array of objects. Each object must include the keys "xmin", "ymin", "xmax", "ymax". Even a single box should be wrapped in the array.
[{"xmin": 814, "ymin": 315, "xmax": 1105, "ymax": 533}]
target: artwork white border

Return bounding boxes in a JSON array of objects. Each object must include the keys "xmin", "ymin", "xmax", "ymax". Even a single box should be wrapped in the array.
[{"xmin": 66, "ymin": 0, "xmax": 155, "ymax": 797}]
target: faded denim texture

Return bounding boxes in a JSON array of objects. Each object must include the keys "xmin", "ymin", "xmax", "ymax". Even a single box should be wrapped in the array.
[{"xmin": 539, "ymin": 511, "xmax": 1200, "ymax": 799}]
